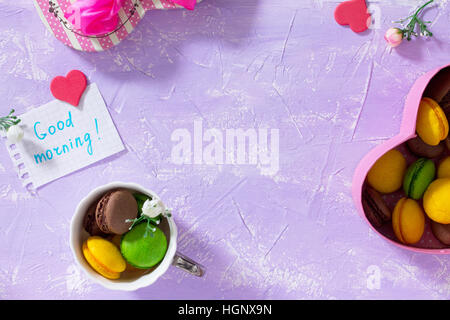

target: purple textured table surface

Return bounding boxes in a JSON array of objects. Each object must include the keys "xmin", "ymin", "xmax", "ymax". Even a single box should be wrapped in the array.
[{"xmin": 0, "ymin": 0, "xmax": 449, "ymax": 299}]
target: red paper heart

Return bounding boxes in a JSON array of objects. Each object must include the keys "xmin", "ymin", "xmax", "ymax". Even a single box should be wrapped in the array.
[
  {"xmin": 50, "ymin": 70, "xmax": 87, "ymax": 107},
  {"xmin": 335, "ymin": 0, "xmax": 371, "ymax": 33}
]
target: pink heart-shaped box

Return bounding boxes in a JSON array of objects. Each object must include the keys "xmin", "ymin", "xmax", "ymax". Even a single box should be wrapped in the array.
[{"xmin": 352, "ymin": 63, "xmax": 450, "ymax": 254}]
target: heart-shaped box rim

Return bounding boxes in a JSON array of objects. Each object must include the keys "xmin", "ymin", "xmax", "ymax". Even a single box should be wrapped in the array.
[{"xmin": 352, "ymin": 63, "xmax": 450, "ymax": 254}]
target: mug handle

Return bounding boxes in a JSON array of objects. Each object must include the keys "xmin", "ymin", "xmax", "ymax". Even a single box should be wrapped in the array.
[{"xmin": 172, "ymin": 251, "xmax": 205, "ymax": 277}]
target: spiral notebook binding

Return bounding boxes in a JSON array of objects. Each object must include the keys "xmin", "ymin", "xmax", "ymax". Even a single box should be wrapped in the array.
[{"xmin": 4, "ymin": 137, "xmax": 35, "ymax": 191}]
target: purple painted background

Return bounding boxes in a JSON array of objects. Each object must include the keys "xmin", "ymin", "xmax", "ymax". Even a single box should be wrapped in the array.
[{"xmin": 0, "ymin": 0, "xmax": 449, "ymax": 299}]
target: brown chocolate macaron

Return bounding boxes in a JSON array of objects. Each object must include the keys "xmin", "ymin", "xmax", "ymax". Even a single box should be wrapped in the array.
[
  {"xmin": 95, "ymin": 190, "xmax": 138, "ymax": 235},
  {"xmin": 406, "ymin": 136, "xmax": 444, "ymax": 158},
  {"xmin": 83, "ymin": 200, "xmax": 107, "ymax": 237},
  {"xmin": 362, "ymin": 187, "xmax": 391, "ymax": 228},
  {"xmin": 424, "ymin": 67, "xmax": 450, "ymax": 104},
  {"xmin": 441, "ymin": 92, "xmax": 450, "ymax": 136},
  {"xmin": 441, "ymin": 90, "xmax": 450, "ymax": 113},
  {"xmin": 441, "ymin": 92, "xmax": 450, "ymax": 153},
  {"xmin": 444, "ymin": 136, "xmax": 450, "ymax": 152},
  {"xmin": 431, "ymin": 220, "xmax": 450, "ymax": 246}
]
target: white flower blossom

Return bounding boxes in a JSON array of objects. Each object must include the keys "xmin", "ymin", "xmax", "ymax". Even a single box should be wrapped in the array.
[
  {"xmin": 142, "ymin": 198, "xmax": 164, "ymax": 218},
  {"xmin": 6, "ymin": 125, "xmax": 24, "ymax": 143}
]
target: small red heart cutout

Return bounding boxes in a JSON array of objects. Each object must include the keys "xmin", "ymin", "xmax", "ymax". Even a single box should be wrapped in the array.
[
  {"xmin": 50, "ymin": 70, "xmax": 87, "ymax": 107},
  {"xmin": 335, "ymin": 0, "xmax": 371, "ymax": 33}
]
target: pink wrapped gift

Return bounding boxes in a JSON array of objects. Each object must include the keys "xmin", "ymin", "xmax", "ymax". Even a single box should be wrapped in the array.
[{"xmin": 33, "ymin": 0, "xmax": 203, "ymax": 52}]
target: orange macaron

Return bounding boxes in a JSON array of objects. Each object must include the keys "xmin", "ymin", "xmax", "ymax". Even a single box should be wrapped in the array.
[
  {"xmin": 416, "ymin": 97, "xmax": 449, "ymax": 146},
  {"xmin": 392, "ymin": 198, "xmax": 425, "ymax": 245},
  {"xmin": 82, "ymin": 236, "xmax": 126, "ymax": 279}
]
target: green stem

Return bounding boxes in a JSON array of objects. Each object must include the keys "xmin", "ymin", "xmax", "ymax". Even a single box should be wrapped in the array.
[
  {"xmin": 414, "ymin": 0, "xmax": 434, "ymax": 17},
  {"xmin": 0, "ymin": 109, "xmax": 21, "ymax": 132},
  {"xmin": 398, "ymin": 0, "xmax": 434, "ymax": 41},
  {"xmin": 126, "ymin": 214, "xmax": 161, "ymax": 238}
]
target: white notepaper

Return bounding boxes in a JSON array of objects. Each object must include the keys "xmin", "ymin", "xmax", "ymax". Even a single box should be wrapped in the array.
[{"xmin": 4, "ymin": 83, "xmax": 125, "ymax": 189}]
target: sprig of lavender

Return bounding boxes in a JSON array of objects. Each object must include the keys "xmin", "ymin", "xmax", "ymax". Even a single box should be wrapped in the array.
[
  {"xmin": 394, "ymin": 0, "xmax": 434, "ymax": 41},
  {"xmin": 0, "ymin": 109, "xmax": 21, "ymax": 132}
]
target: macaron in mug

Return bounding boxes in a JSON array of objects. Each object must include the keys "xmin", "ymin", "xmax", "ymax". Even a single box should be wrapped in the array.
[{"xmin": 71, "ymin": 181, "xmax": 204, "ymax": 291}]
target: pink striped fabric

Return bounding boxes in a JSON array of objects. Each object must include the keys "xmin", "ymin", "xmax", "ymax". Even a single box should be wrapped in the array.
[{"xmin": 33, "ymin": 0, "xmax": 203, "ymax": 52}]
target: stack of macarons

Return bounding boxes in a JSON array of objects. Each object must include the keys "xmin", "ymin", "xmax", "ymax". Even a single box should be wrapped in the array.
[
  {"xmin": 363, "ymin": 69, "xmax": 450, "ymax": 247},
  {"xmin": 81, "ymin": 189, "xmax": 168, "ymax": 280}
]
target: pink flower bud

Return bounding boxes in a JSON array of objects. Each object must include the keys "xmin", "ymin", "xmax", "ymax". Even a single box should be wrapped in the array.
[{"xmin": 385, "ymin": 28, "xmax": 403, "ymax": 48}]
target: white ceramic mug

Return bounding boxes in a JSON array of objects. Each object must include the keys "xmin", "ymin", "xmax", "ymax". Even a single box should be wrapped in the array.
[{"xmin": 70, "ymin": 181, "xmax": 204, "ymax": 291}]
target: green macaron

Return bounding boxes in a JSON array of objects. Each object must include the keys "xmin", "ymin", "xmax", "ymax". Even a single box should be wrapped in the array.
[
  {"xmin": 120, "ymin": 223, "xmax": 168, "ymax": 269},
  {"xmin": 403, "ymin": 158, "xmax": 436, "ymax": 200}
]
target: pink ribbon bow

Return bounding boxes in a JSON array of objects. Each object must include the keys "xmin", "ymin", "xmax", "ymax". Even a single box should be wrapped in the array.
[
  {"xmin": 172, "ymin": 0, "xmax": 197, "ymax": 10},
  {"xmin": 65, "ymin": 0, "xmax": 197, "ymax": 37},
  {"xmin": 65, "ymin": 0, "xmax": 123, "ymax": 36}
]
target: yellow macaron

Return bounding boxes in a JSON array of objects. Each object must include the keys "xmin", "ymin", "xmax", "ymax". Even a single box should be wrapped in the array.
[
  {"xmin": 416, "ymin": 97, "xmax": 449, "ymax": 146},
  {"xmin": 438, "ymin": 157, "xmax": 450, "ymax": 179},
  {"xmin": 82, "ymin": 236, "xmax": 126, "ymax": 280},
  {"xmin": 423, "ymin": 178, "xmax": 450, "ymax": 224},
  {"xmin": 367, "ymin": 149, "xmax": 407, "ymax": 193},
  {"xmin": 392, "ymin": 198, "xmax": 425, "ymax": 245}
]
